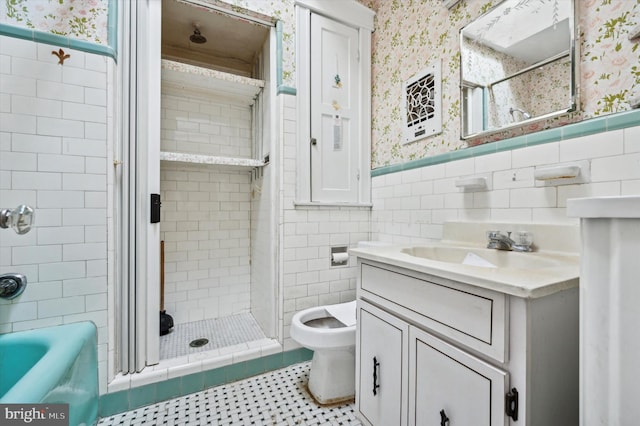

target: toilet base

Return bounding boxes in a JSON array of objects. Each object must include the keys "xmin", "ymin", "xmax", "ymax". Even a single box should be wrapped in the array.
[{"xmin": 307, "ymin": 346, "xmax": 355, "ymax": 405}]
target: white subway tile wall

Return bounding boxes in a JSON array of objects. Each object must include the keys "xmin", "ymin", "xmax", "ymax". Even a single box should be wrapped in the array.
[
  {"xmin": 0, "ymin": 36, "xmax": 110, "ymax": 391},
  {"xmin": 161, "ymin": 92, "xmax": 252, "ymax": 157},
  {"xmin": 372, "ymin": 126, "xmax": 640, "ymax": 244},
  {"xmin": 159, "ymin": 86, "xmax": 259, "ymax": 324},
  {"xmin": 279, "ymin": 95, "xmax": 371, "ymax": 351},
  {"xmin": 160, "ymin": 162, "xmax": 252, "ymax": 325}
]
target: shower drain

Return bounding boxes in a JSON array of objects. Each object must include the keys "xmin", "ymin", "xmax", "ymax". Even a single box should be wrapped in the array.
[{"xmin": 189, "ymin": 338, "xmax": 209, "ymax": 348}]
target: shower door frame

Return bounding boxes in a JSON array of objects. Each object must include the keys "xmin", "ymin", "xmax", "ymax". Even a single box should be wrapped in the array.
[{"xmin": 115, "ymin": 0, "xmax": 162, "ymax": 374}]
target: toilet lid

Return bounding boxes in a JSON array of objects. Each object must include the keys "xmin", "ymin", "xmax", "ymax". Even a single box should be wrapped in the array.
[{"xmin": 326, "ymin": 301, "xmax": 356, "ymax": 327}]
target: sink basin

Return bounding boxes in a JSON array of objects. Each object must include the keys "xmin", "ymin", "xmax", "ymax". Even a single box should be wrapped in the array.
[
  {"xmin": 401, "ymin": 246, "xmax": 569, "ymax": 269},
  {"xmin": 0, "ymin": 322, "xmax": 98, "ymax": 426}
]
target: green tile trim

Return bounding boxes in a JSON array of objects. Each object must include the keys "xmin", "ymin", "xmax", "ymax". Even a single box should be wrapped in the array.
[
  {"xmin": 156, "ymin": 377, "xmax": 183, "ymax": 402},
  {"xmin": 0, "ymin": 0, "xmax": 117, "ymax": 60},
  {"xmin": 372, "ymin": 109, "xmax": 640, "ymax": 177},
  {"xmin": 276, "ymin": 20, "xmax": 283, "ymax": 87},
  {"xmin": 278, "ymin": 85, "xmax": 297, "ymax": 95},
  {"xmin": 98, "ymin": 348, "xmax": 314, "ymax": 418},
  {"xmin": 107, "ymin": 0, "xmax": 118, "ymax": 61},
  {"xmin": 606, "ymin": 109, "xmax": 640, "ymax": 131},
  {"xmin": 275, "ymin": 20, "xmax": 297, "ymax": 96},
  {"xmin": 525, "ymin": 127, "xmax": 562, "ymax": 146}
]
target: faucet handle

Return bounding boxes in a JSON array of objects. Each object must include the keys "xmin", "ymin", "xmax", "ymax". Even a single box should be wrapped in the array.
[
  {"xmin": 512, "ymin": 231, "xmax": 534, "ymax": 251},
  {"xmin": 513, "ymin": 231, "xmax": 533, "ymax": 246},
  {"xmin": 0, "ymin": 204, "xmax": 35, "ymax": 234},
  {"xmin": 487, "ymin": 230, "xmax": 501, "ymax": 239}
]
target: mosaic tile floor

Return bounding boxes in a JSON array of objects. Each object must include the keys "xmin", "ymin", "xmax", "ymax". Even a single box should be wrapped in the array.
[
  {"xmin": 98, "ymin": 362, "xmax": 361, "ymax": 425},
  {"xmin": 160, "ymin": 313, "xmax": 267, "ymax": 360}
]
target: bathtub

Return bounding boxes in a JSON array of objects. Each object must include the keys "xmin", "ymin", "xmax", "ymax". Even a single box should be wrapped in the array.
[{"xmin": 0, "ymin": 321, "xmax": 98, "ymax": 425}]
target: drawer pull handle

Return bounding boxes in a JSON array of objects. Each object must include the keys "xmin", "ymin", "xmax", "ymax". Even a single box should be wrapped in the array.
[
  {"xmin": 440, "ymin": 409, "xmax": 450, "ymax": 426},
  {"xmin": 372, "ymin": 356, "xmax": 380, "ymax": 396}
]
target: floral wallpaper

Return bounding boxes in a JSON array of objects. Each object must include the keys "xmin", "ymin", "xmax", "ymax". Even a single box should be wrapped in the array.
[
  {"xmin": 1, "ymin": 0, "xmax": 109, "ymax": 45},
  {"xmin": 365, "ymin": 0, "xmax": 640, "ymax": 168},
  {"xmin": 5, "ymin": 0, "xmax": 637, "ymax": 168}
]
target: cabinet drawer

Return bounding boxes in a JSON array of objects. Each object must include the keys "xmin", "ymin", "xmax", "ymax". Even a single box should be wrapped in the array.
[{"xmin": 360, "ymin": 261, "xmax": 507, "ymax": 362}]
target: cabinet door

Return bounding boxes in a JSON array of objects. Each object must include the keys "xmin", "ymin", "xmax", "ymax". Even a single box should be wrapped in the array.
[
  {"xmin": 409, "ymin": 327, "xmax": 508, "ymax": 426},
  {"xmin": 310, "ymin": 13, "xmax": 360, "ymax": 203},
  {"xmin": 357, "ymin": 301, "xmax": 409, "ymax": 426}
]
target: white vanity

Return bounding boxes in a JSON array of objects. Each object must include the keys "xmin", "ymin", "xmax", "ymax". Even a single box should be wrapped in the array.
[{"xmin": 350, "ymin": 222, "xmax": 580, "ymax": 426}]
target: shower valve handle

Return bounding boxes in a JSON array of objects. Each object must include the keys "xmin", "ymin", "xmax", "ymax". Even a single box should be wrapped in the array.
[{"xmin": 0, "ymin": 204, "xmax": 35, "ymax": 234}]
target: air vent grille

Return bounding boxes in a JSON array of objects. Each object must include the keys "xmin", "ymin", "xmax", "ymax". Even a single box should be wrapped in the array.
[{"xmin": 403, "ymin": 62, "xmax": 442, "ymax": 144}]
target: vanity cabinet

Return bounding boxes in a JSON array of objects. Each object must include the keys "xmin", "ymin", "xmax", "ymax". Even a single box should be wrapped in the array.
[{"xmin": 355, "ymin": 259, "xmax": 579, "ymax": 426}]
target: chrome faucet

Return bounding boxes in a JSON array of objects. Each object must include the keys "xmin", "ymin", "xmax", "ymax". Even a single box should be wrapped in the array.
[
  {"xmin": 487, "ymin": 230, "xmax": 533, "ymax": 252},
  {"xmin": 487, "ymin": 231, "xmax": 514, "ymax": 250},
  {"xmin": 0, "ymin": 273, "xmax": 27, "ymax": 299}
]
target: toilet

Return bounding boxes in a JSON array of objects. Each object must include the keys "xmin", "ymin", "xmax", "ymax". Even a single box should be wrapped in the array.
[
  {"xmin": 290, "ymin": 241, "xmax": 391, "ymax": 404},
  {"xmin": 290, "ymin": 300, "xmax": 357, "ymax": 404}
]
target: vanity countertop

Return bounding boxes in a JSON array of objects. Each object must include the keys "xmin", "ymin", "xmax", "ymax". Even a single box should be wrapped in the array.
[{"xmin": 350, "ymin": 243, "xmax": 579, "ymax": 299}]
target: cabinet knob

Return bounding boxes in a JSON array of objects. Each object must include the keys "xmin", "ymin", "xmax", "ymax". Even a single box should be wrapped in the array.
[
  {"xmin": 372, "ymin": 356, "xmax": 380, "ymax": 396},
  {"xmin": 440, "ymin": 409, "xmax": 450, "ymax": 426}
]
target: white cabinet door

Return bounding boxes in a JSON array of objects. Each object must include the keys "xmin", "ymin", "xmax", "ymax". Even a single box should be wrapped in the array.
[
  {"xmin": 310, "ymin": 13, "xmax": 360, "ymax": 203},
  {"xmin": 409, "ymin": 327, "xmax": 508, "ymax": 426},
  {"xmin": 357, "ymin": 301, "xmax": 409, "ymax": 426}
]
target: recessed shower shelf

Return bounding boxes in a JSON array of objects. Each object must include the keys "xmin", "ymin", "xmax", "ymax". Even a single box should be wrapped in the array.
[
  {"xmin": 160, "ymin": 151, "xmax": 265, "ymax": 170},
  {"xmin": 161, "ymin": 59, "xmax": 264, "ymax": 104}
]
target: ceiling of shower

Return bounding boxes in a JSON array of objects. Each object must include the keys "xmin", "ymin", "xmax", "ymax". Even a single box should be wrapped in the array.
[{"xmin": 161, "ymin": 0, "xmax": 271, "ymax": 77}]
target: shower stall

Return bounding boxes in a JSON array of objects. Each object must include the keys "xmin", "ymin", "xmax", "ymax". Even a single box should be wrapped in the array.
[
  {"xmin": 116, "ymin": 0, "xmax": 280, "ymax": 375},
  {"xmin": 156, "ymin": 0, "xmax": 278, "ymax": 361}
]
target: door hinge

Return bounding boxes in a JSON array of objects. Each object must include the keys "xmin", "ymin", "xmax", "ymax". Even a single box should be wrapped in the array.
[{"xmin": 505, "ymin": 387, "xmax": 519, "ymax": 421}]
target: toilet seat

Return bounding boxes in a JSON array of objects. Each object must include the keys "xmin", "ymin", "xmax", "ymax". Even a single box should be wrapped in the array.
[{"xmin": 290, "ymin": 303, "xmax": 356, "ymax": 351}]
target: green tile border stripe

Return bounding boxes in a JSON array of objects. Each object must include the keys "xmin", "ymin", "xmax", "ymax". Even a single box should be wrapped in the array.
[
  {"xmin": 0, "ymin": 0, "xmax": 117, "ymax": 60},
  {"xmin": 371, "ymin": 109, "xmax": 640, "ymax": 177},
  {"xmin": 98, "ymin": 348, "xmax": 314, "ymax": 418},
  {"xmin": 107, "ymin": 0, "xmax": 118, "ymax": 60},
  {"xmin": 276, "ymin": 20, "xmax": 297, "ymax": 96}
]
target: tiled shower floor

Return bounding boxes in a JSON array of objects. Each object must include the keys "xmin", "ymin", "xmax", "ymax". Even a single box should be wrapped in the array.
[
  {"xmin": 98, "ymin": 362, "xmax": 361, "ymax": 425},
  {"xmin": 160, "ymin": 313, "xmax": 267, "ymax": 360}
]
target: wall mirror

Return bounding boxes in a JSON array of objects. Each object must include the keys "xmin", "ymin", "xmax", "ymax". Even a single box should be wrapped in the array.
[{"xmin": 460, "ymin": 0, "xmax": 578, "ymax": 140}]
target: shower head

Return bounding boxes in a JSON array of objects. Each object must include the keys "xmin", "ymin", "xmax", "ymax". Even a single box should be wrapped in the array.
[
  {"xmin": 189, "ymin": 24, "xmax": 207, "ymax": 44},
  {"xmin": 509, "ymin": 107, "xmax": 531, "ymax": 122}
]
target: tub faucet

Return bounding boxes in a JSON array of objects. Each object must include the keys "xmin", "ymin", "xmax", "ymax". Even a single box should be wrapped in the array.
[
  {"xmin": 487, "ymin": 230, "xmax": 533, "ymax": 252},
  {"xmin": 0, "ymin": 273, "xmax": 27, "ymax": 299}
]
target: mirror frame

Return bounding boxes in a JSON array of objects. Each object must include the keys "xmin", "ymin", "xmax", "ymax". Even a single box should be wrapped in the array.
[{"xmin": 459, "ymin": 0, "xmax": 579, "ymax": 141}]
